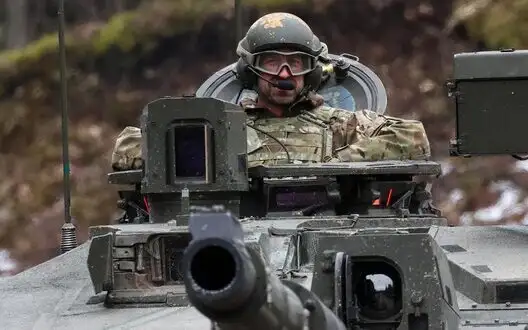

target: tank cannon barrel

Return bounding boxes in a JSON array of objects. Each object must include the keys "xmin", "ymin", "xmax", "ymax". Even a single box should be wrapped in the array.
[{"xmin": 181, "ymin": 206, "xmax": 347, "ymax": 330}]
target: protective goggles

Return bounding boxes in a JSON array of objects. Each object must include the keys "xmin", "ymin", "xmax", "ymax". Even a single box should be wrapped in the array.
[{"xmin": 249, "ymin": 50, "xmax": 317, "ymax": 76}]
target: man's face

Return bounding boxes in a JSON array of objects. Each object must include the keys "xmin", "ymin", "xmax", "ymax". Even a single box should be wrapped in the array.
[{"xmin": 255, "ymin": 50, "xmax": 309, "ymax": 106}]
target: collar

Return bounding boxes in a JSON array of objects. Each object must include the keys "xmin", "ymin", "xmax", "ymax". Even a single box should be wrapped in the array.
[{"xmin": 242, "ymin": 90, "xmax": 325, "ymax": 119}]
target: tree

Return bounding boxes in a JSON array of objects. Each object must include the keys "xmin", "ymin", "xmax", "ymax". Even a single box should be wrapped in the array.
[{"xmin": 5, "ymin": 0, "xmax": 29, "ymax": 49}]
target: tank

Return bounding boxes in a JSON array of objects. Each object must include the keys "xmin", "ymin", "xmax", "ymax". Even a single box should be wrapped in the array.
[{"xmin": 2, "ymin": 10, "xmax": 528, "ymax": 329}]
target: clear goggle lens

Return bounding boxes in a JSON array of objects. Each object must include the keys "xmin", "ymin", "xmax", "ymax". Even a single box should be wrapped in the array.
[{"xmin": 253, "ymin": 51, "xmax": 316, "ymax": 76}]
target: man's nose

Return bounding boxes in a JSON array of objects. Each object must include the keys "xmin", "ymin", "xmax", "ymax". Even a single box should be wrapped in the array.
[{"xmin": 277, "ymin": 66, "xmax": 293, "ymax": 79}]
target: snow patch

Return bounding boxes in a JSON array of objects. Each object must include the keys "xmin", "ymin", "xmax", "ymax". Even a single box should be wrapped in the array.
[
  {"xmin": 459, "ymin": 212, "xmax": 473, "ymax": 226},
  {"xmin": 448, "ymin": 188, "xmax": 464, "ymax": 204},
  {"xmin": 472, "ymin": 181, "xmax": 522, "ymax": 223},
  {"xmin": 520, "ymin": 197, "xmax": 528, "ymax": 225},
  {"xmin": 457, "ymin": 181, "xmax": 525, "ymax": 225},
  {"xmin": 515, "ymin": 160, "xmax": 528, "ymax": 172},
  {"xmin": 0, "ymin": 250, "xmax": 16, "ymax": 275},
  {"xmin": 440, "ymin": 160, "xmax": 454, "ymax": 176}
]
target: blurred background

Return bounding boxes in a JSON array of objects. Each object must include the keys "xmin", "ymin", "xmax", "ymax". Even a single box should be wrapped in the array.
[{"xmin": 0, "ymin": 0, "xmax": 526, "ymax": 276}]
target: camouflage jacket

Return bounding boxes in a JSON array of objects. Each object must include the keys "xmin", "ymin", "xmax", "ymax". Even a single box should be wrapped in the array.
[{"xmin": 111, "ymin": 96, "xmax": 431, "ymax": 170}]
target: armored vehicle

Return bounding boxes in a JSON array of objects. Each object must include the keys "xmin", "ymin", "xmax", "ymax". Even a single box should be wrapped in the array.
[{"xmin": 2, "ymin": 2, "xmax": 528, "ymax": 329}]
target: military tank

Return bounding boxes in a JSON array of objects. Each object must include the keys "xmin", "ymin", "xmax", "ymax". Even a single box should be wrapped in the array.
[{"xmin": 2, "ymin": 1, "xmax": 528, "ymax": 329}]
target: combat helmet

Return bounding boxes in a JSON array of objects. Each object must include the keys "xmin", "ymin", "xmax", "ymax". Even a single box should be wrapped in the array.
[{"xmin": 235, "ymin": 12, "xmax": 326, "ymax": 91}]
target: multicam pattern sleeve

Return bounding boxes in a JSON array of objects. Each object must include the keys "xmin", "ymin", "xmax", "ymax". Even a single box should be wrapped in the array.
[
  {"xmin": 110, "ymin": 106, "xmax": 431, "ymax": 170},
  {"xmin": 308, "ymin": 106, "xmax": 431, "ymax": 161}
]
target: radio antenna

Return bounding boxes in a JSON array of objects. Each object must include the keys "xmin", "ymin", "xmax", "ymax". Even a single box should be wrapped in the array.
[
  {"xmin": 58, "ymin": 0, "xmax": 77, "ymax": 254},
  {"xmin": 234, "ymin": 0, "xmax": 242, "ymax": 57}
]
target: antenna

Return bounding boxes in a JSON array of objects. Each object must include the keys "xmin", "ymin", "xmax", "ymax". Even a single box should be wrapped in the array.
[
  {"xmin": 58, "ymin": 0, "xmax": 77, "ymax": 254},
  {"xmin": 234, "ymin": 0, "xmax": 242, "ymax": 57}
]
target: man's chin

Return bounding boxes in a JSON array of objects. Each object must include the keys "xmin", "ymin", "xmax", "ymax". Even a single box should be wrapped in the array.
[{"xmin": 270, "ymin": 94, "xmax": 296, "ymax": 104}]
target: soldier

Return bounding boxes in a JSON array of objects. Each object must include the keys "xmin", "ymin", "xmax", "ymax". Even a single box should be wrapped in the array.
[{"xmin": 111, "ymin": 12, "xmax": 430, "ymax": 171}]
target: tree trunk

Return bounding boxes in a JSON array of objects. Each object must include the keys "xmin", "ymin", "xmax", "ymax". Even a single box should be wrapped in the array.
[{"xmin": 5, "ymin": 0, "xmax": 29, "ymax": 49}]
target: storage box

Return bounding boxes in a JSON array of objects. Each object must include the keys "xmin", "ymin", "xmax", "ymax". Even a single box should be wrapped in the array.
[{"xmin": 449, "ymin": 49, "xmax": 528, "ymax": 156}]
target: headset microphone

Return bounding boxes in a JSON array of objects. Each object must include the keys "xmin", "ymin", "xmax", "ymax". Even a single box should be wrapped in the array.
[
  {"xmin": 272, "ymin": 80, "xmax": 296, "ymax": 90},
  {"xmin": 249, "ymin": 67, "xmax": 296, "ymax": 90}
]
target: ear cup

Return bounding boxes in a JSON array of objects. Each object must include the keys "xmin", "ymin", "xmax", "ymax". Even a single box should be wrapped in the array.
[
  {"xmin": 304, "ymin": 65, "xmax": 323, "ymax": 91},
  {"xmin": 235, "ymin": 58, "xmax": 257, "ymax": 89}
]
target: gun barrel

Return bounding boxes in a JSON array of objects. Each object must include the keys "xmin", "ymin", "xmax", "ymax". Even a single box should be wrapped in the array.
[{"xmin": 182, "ymin": 209, "xmax": 346, "ymax": 330}]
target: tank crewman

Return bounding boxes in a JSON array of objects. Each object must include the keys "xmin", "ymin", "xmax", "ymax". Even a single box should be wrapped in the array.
[{"xmin": 111, "ymin": 12, "xmax": 431, "ymax": 171}]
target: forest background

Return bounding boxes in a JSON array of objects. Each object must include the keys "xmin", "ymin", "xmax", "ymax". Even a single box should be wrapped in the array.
[{"xmin": 0, "ymin": 0, "xmax": 526, "ymax": 275}]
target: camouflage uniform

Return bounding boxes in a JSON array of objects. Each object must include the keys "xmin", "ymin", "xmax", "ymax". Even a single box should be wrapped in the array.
[
  {"xmin": 111, "ymin": 12, "xmax": 430, "ymax": 170},
  {"xmin": 244, "ymin": 108, "xmax": 430, "ymax": 166},
  {"xmin": 111, "ymin": 94, "xmax": 430, "ymax": 170}
]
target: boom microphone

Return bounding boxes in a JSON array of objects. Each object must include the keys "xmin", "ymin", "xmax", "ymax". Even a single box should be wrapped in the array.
[
  {"xmin": 273, "ymin": 80, "xmax": 295, "ymax": 91},
  {"xmin": 249, "ymin": 67, "xmax": 296, "ymax": 90},
  {"xmin": 258, "ymin": 73, "xmax": 296, "ymax": 90},
  {"xmin": 273, "ymin": 80, "xmax": 296, "ymax": 90}
]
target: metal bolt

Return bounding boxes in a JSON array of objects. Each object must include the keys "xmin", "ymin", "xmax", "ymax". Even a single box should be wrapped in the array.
[
  {"xmin": 505, "ymin": 302, "xmax": 511, "ymax": 307},
  {"xmin": 411, "ymin": 292, "xmax": 423, "ymax": 305}
]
